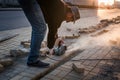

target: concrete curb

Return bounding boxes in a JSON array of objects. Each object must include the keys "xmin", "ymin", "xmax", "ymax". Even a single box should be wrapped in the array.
[
  {"xmin": 0, "ymin": 8, "xmax": 22, "ymax": 11},
  {"xmin": 0, "ymin": 34, "xmax": 19, "ymax": 42},
  {"xmin": 32, "ymin": 49, "xmax": 84, "ymax": 80}
]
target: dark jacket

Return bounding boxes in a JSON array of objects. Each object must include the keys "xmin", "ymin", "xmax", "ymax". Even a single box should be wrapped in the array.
[
  {"xmin": 37, "ymin": 0, "xmax": 66, "ymax": 48},
  {"xmin": 37, "ymin": 0, "xmax": 65, "ymax": 24}
]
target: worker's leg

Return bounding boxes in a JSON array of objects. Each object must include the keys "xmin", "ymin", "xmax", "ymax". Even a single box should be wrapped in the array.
[{"xmin": 18, "ymin": 0, "xmax": 47, "ymax": 63}]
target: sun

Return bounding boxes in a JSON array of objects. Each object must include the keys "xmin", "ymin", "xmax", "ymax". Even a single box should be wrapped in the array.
[{"xmin": 98, "ymin": 0, "xmax": 114, "ymax": 6}]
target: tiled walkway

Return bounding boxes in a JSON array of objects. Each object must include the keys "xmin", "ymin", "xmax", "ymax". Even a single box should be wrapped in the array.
[
  {"xmin": 41, "ymin": 46, "xmax": 120, "ymax": 80},
  {"xmin": 1, "ymin": 9, "xmax": 120, "ymax": 80}
]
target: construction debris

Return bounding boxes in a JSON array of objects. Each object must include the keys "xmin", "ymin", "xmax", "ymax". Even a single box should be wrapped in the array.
[
  {"xmin": 0, "ymin": 58, "xmax": 14, "ymax": 73},
  {"xmin": 109, "ymin": 38, "xmax": 120, "ymax": 48},
  {"xmin": 0, "ymin": 64, "xmax": 4, "ymax": 72},
  {"xmin": 72, "ymin": 63, "xmax": 85, "ymax": 74},
  {"xmin": 0, "ymin": 58, "xmax": 13, "ymax": 67},
  {"xmin": 10, "ymin": 48, "xmax": 29, "ymax": 57},
  {"xmin": 21, "ymin": 40, "xmax": 30, "ymax": 48},
  {"xmin": 79, "ymin": 16, "xmax": 120, "ymax": 34},
  {"xmin": 91, "ymin": 29, "xmax": 109, "ymax": 37},
  {"xmin": 65, "ymin": 34, "xmax": 80, "ymax": 39}
]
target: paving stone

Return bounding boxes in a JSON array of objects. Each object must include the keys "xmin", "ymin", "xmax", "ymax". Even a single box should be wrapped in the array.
[
  {"xmin": 62, "ymin": 78, "xmax": 68, "ymax": 80},
  {"xmin": 84, "ymin": 66, "xmax": 93, "ymax": 71},
  {"xmin": 57, "ymin": 70, "xmax": 70, "ymax": 78},
  {"xmin": 12, "ymin": 67, "xmax": 25, "ymax": 73},
  {"xmin": 83, "ymin": 73, "xmax": 94, "ymax": 80},
  {"xmin": 50, "ymin": 76, "xmax": 62, "ymax": 80},
  {"xmin": 61, "ymin": 65, "xmax": 72, "ymax": 70},
  {"xmin": 25, "ymin": 69, "xmax": 39, "ymax": 74},
  {"xmin": 21, "ymin": 40, "xmax": 30, "ymax": 48},
  {"xmin": 82, "ymin": 61, "xmax": 92, "ymax": 66},
  {"xmin": 40, "ymin": 77, "xmax": 52, "ymax": 80},
  {"xmin": 99, "ymin": 61, "xmax": 106, "ymax": 65},
  {"xmin": 92, "ymin": 67, "xmax": 100, "ymax": 74},
  {"xmin": 65, "ymin": 34, "xmax": 80, "ymax": 39},
  {"xmin": 0, "ymin": 58, "xmax": 13, "ymax": 67},
  {"xmin": 64, "ymin": 75, "xmax": 81, "ymax": 80},
  {"xmin": 50, "ymin": 69, "xmax": 61, "ymax": 76},
  {"xmin": 10, "ymin": 75, "xmax": 23, "ymax": 80},
  {"xmin": 19, "ymin": 72, "xmax": 34, "ymax": 78},
  {"xmin": 0, "ymin": 64, "xmax": 4, "ymax": 72},
  {"xmin": 15, "ymin": 64, "xmax": 28, "ymax": 69},
  {"xmin": 72, "ymin": 63, "xmax": 85, "ymax": 74},
  {"xmin": 0, "ymin": 75, "xmax": 10, "ymax": 80},
  {"xmin": 68, "ymin": 70, "xmax": 84, "ymax": 79},
  {"xmin": 5, "ymin": 69, "xmax": 20, "ymax": 77},
  {"xmin": 20, "ymin": 77, "xmax": 31, "ymax": 80},
  {"xmin": 57, "ymin": 66, "xmax": 72, "ymax": 72},
  {"xmin": 10, "ymin": 48, "xmax": 29, "ymax": 57},
  {"xmin": 88, "ymin": 61, "xmax": 99, "ymax": 67},
  {"xmin": 44, "ymin": 74, "xmax": 55, "ymax": 79}
]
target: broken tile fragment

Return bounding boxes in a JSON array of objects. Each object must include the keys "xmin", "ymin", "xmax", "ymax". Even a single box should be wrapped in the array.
[
  {"xmin": 10, "ymin": 48, "xmax": 29, "ymax": 57},
  {"xmin": 72, "ymin": 63, "xmax": 85, "ymax": 74},
  {"xmin": 0, "ymin": 58, "xmax": 13, "ymax": 67},
  {"xmin": 0, "ymin": 64, "xmax": 4, "ymax": 72}
]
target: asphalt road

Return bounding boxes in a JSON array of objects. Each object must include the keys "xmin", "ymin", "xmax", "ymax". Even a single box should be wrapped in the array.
[
  {"xmin": 0, "ymin": 9, "xmax": 120, "ymax": 31},
  {"xmin": 0, "ymin": 9, "xmax": 98, "ymax": 31},
  {"xmin": 0, "ymin": 11, "xmax": 30, "ymax": 31}
]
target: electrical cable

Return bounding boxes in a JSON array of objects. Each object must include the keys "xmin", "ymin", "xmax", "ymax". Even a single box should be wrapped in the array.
[{"xmin": 46, "ymin": 54, "xmax": 120, "ymax": 61}]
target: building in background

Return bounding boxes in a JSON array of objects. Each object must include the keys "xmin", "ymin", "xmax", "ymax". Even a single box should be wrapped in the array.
[
  {"xmin": 65, "ymin": 0, "xmax": 116, "ymax": 8},
  {"xmin": 0, "ymin": 0, "xmax": 119, "ymax": 8},
  {"xmin": 115, "ymin": 0, "xmax": 120, "ymax": 8},
  {"xmin": 65, "ymin": 0, "xmax": 98, "ymax": 8}
]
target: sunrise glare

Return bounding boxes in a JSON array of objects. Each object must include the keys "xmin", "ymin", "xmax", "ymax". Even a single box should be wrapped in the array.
[{"xmin": 98, "ymin": 0, "xmax": 114, "ymax": 6}]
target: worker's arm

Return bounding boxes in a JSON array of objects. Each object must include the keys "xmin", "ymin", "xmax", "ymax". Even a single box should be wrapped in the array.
[{"xmin": 60, "ymin": 0, "xmax": 72, "ymax": 6}]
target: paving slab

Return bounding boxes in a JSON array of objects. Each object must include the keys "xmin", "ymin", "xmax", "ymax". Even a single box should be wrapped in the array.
[{"xmin": 0, "ymin": 27, "xmax": 84, "ymax": 80}]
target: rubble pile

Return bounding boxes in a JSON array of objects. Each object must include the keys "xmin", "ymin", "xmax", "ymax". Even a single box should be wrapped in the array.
[
  {"xmin": 21, "ymin": 40, "xmax": 30, "ymax": 48},
  {"xmin": 91, "ymin": 29, "xmax": 109, "ymax": 37},
  {"xmin": 65, "ymin": 34, "xmax": 80, "ymax": 39},
  {"xmin": 0, "ymin": 59, "xmax": 13, "ymax": 73},
  {"xmin": 10, "ymin": 48, "xmax": 29, "ymax": 57},
  {"xmin": 78, "ymin": 16, "xmax": 120, "ymax": 34},
  {"xmin": 10, "ymin": 40, "xmax": 48, "ymax": 57}
]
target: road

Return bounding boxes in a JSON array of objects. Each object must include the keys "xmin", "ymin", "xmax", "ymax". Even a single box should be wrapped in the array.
[
  {"xmin": 0, "ymin": 9, "xmax": 120, "ymax": 31},
  {"xmin": 0, "ymin": 11, "xmax": 30, "ymax": 31}
]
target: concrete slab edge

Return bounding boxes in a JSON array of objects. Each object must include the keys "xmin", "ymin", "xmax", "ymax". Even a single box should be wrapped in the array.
[
  {"xmin": 31, "ymin": 49, "xmax": 84, "ymax": 80},
  {"xmin": 0, "ymin": 8, "xmax": 22, "ymax": 11},
  {"xmin": 0, "ymin": 34, "xmax": 19, "ymax": 43}
]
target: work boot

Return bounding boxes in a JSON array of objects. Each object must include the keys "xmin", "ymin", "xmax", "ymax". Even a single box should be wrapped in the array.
[{"xmin": 27, "ymin": 60, "xmax": 50, "ymax": 68}]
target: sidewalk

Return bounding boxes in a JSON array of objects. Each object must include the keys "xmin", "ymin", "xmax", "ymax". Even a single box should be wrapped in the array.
[
  {"xmin": 0, "ymin": 8, "xmax": 120, "ymax": 80},
  {"xmin": 0, "ymin": 27, "xmax": 84, "ymax": 80},
  {"xmin": 40, "ymin": 9, "xmax": 120, "ymax": 80},
  {"xmin": 41, "ymin": 45, "xmax": 120, "ymax": 80}
]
